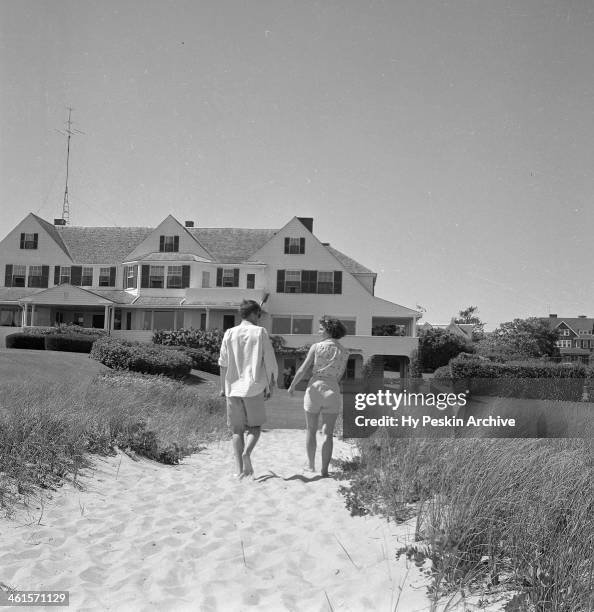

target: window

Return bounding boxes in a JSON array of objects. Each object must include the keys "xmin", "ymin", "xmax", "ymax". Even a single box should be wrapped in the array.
[
  {"xmin": 149, "ymin": 265, "xmax": 165, "ymax": 288},
  {"xmin": 216, "ymin": 268, "xmax": 239, "ymax": 287},
  {"xmin": 159, "ymin": 235, "xmax": 179, "ymax": 252},
  {"xmin": 284, "ymin": 237, "xmax": 305, "ymax": 254},
  {"xmin": 285, "ymin": 270, "xmax": 301, "ymax": 293},
  {"xmin": 59, "ymin": 266, "xmax": 71, "ymax": 285},
  {"xmin": 167, "ymin": 265, "xmax": 182, "ymax": 288},
  {"xmin": 246, "ymin": 273, "xmax": 255, "ymax": 289},
  {"xmin": 11, "ymin": 265, "xmax": 26, "ymax": 287},
  {"xmin": 27, "ymin": 265, "xmax": 43, "ymax": 288},
  {"xmin": 202, "ymin": 271, "xmax": 210, "ymax": 288},
  {"xmin": 20, "ymin": 233, "xmax": 38, "ymax": 249},
  {"xmin": 271, "ymin": 315, "xmax": 312, "ymax": 335},
  {"xmin": 154, "ymin": 310, "xmax": 175, "ymax": 330},
  {"xmin": 223, "ymin": 315, "xmax": 235, "ymax": 330},
  {"xmin": 325, "ymin": 317, "xmax": 356, "ymax": 335},
  {"xmin": 125, "ymin": 265, "xmax": 137, "ymax": 289},
  {"xmin": 277, "ymin": 269, "xmax": 342, "ymax": 294},
  {"xmin": 99, "ymin": 267, "xmax": 113, "ymax": 287},
  {"xmin": 81, "ymin": 267, "xmax": 93, "ymax": 286},
  {"xmin": 560, "ymin": 328, "xmax": 570, "ymax": 336},
  {"xmin": 556, "ymin": 340, "xmax": 571, "ymax": 348},
  {"xmin": 317, "ymin": 271, "xmax": 334, "ymax": 294},
  {"xmin": 200, "ymin": 312, "xmax": 207, "ymax": 330}
]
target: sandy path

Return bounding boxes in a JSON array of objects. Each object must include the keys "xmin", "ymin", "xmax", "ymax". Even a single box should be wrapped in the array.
[{"xmin": 1, "ymin": 430, "xmax": 432, "ymax": 612}]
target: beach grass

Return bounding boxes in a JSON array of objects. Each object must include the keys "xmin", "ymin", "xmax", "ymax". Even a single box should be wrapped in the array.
[
  {"xmin": 338, "ymin": 434, "xmax": 594, "ymax": 611},
  {"xmin": 0, "ymin": 370, "xmax": 227, "ymax": 517}
]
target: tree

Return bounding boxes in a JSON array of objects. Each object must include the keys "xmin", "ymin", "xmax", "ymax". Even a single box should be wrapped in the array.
[
  {"xmin": 418, "ymin": 328, "xmax": 473, "ymax": 372},
  {"xmin": 454, "ymin": 305, "xmax": 485, "ymax": 340},
  {"xmin": 475, "ymin": 317, "xmax": 559, "ymax": 361}
]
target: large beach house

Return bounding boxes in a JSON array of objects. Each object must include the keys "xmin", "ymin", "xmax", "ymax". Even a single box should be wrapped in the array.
[{"xmin": 0, "ymin": 213, "xmax": 420, "ymax": 380}]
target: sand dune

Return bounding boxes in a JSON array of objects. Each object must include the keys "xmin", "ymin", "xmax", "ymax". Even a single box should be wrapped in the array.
[{"xmin": 1, "ymin": 430, "xmax": 438, "ymax": 611}]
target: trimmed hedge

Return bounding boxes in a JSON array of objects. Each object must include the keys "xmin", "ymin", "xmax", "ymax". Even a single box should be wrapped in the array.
[
  {"xmin": 44, "ymin": 334, "xmax": 99, "ymax": 353},
  {"xmin": 23, "ymin": 324, "xmax": 108, "ymax": 337},
  {"xmin": 448, "ymin": 355, "xmax": 588, "ymax": 401},
  {"xmin": 165, "ymin": 345, "xmax": 220, "ymax": 374},
  {"xmin": 90, "ymin": 337, "xmax": 192, "ymax": 379},
  {"xmin": 5, "ymin": 333, "xmax": 46, "ymax": 350}
]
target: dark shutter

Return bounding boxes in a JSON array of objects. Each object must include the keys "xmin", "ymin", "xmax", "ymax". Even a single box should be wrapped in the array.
[
  {"xmin": 276, "ymin": 269, "xmax": 285, "ymax": 293},
  {"xmin": 299, "ymin": 237, "xmax": 305, "ymax": 254},
  {"xmin": 333, "ymin": 271, "xmax": 342, "ymax": 294},
  {"xmin": 109, "ymin": 267, "xmax": 116, "ymax": 286},
  {"xmin": 141, "ymin": 265, "xmax": 150, "ymax": 288},
  {"xmin": 19, "ymin": 234, "xmax": 25, "ymax": 249},
  {"xmin": 216, "ymin": 268, "xmax": 223, "ymax": 287},
  {"xmin": 40, "ymin": 265, "xmax": 49, "ymax": 288},
  {"xmin": 33, "ymin": 233, "xmax": 39, "ymax": 249},
  {"xmin": 54, "ymin": 266, "xmax": 61, "ymax": 285},
  {"xmin": 71, "ymin": 266, "xmax": 82, "ymax": 286},
  {"xmin": 159, "ymin": 236, "xmax": 165, "ymax": 252},
  {"xmin": 233, "ymin": 268, "xmax": 239, "ymax": 287},
  {"xmin": 181, "ymin": 265, "xmax": 190, "ymax": 288},
  {"xmin": 5, "ymin": 264, "xmax": 12, "ymax": 288},
  {"xmin": 301, "ymin": 270, "xmax": 317, "ymax": 293},
  {"xmin": 132, "ymin": 265, "xmax": 138, "ymax": 288},
  {"xmin": 173, "ymin": 236, "xmax": 180, "ymax": 252},
  {"xmin": 284, "ymin": 237, "xmax": 290, "ymax": 254}
]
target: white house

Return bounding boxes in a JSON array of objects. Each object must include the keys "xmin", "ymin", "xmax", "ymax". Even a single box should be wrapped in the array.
[{"xmin": 0, "ymin": 213, "xmax": 421, "ymax": 381}]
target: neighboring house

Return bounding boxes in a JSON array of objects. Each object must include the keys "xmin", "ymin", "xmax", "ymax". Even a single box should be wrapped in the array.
[
  {"xmin": 544, "ymin": 314, "xmax": 594, "ymax": 364},
  {"xmin": 418, "ymin": 318, "xmax": 474, "ymax": 343},
  {"xmin": 0, "ymin": 213, "xmax": 421, "ymax": 381}
]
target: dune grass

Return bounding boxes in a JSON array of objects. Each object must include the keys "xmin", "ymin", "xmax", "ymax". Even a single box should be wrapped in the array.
[
  {"xmin": 0, "ymin": 370, "xmax": 227, "ymax": 517},
  {"xmin": 338, "ymin": 434, "xmax": 594, "ymax": 611}
]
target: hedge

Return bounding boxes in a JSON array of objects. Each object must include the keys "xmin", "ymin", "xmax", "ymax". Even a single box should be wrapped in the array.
[
  {"xmin": 23, "ymin": 324, "xmax": 108, "ymax": 337},
  {"xmin": 448, "ymin": 355, "xmax": 588, "ymax": 401},
  {"xmin": 153, "ymin": 328, "xmax": 223, "ymax": 373},
  {"xmin": 44, "ymin": 334, "xmax": 99, "ymax": 353},
  {"xmin": 165, "ymin": 345, "xmax": 220, "ymax": 374},
  {"xmin": 5, "ymin": 333, "xmax": 46, "ymax": 350},
  {"xmin": 90, "ymin": 337, "xmax": 192, "ymax": 379}
]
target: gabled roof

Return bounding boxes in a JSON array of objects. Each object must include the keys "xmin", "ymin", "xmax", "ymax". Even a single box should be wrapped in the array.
[
  {"xmin": 31, "ymin": 214, "xmax": 71, "ymax": 259},
  {"xmin": 0, "ymin": 287, "xmax": 43, "ymax": 302},
  {"xmin": 56, "ymin": 226, "xmax": 153, "ymax": 264},
  {"xmin": 325, "ymin": 245, "xmax": 374, "ymax": 275},
  {"xmin": 132, "ymin": 252, "xmax": 212, "ymax": 263},
  {"xmin": 188, "ymin": 228, "xmax": 277, "ymax": 263},
  {"xmin": 545, "ymin": 317, "xmax": 594, "ymax": 334}
]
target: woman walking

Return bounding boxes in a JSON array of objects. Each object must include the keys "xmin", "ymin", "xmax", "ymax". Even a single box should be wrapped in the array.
[{"xmin": 288, "ymin": 318, "xmax": 349, "ymax": 477}]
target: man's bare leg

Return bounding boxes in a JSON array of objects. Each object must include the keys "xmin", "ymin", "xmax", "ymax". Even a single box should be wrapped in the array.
[
  {"xmin": 241, "ymin": 426, "xmax": 261, "ymax": 477},
  {"xmin": 320, "ymin": 413, "xmax": 338, "ymax": 477},
  {"xmin": 304, "ymin": 411, "xmax": 319, "ymax": 471},
  {"xmin": 231, "ymin": 425, "xmax": 245, "ymax": 476}
]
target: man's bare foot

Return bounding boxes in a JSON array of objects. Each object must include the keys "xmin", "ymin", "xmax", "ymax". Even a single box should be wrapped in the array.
[
  {"xmin": 241, "ymin": 454, "xmax": 254, "ymax": 477},
  {"xmin": 321, "ymin": 470, "xmax": 330, "ymax": 478}
]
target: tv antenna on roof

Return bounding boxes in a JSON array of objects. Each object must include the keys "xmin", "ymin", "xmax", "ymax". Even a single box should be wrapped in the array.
[{"xmin": 55, "ymin": 107, "xmax": 84, "ymax": 225}]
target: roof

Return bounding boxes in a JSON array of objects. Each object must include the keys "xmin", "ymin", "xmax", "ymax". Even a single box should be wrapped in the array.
[
  {"xmin": 132, "ymin": 296, "xmax": 185, "ymax": 306},
  {"xmin": 92, "ymin": 290, "xmax": 136, "ymax": 304},
  {"xmin": 28, "ymin": 216, "xmax": 374, "ymax": 274},
  {"xmin": 544, "ymin": 317, "xmax": 594, "ymax": 334},
  {"xmin": 0, "ymin": 287, "xmax": 44, "ymax": 302},
  {"xmin": 56, "ymin": 226, "xmax": 153, "ymax": 264},
  {"xmin": 188, "ymin": 228, "xmax": 277, "ymax": 263},
  {"xmin": 133, "ymin": 252, "xmax": 212, "ymax": 263}
]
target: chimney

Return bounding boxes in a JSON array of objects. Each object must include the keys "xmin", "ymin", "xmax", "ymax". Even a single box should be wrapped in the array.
[
  {"xmin": 321, "ymin": 242, "xmax": 330, "ymax": 246},
  {"xmin": 185, "ymin": 220, "xmax": 195, "ymax": 228},
  {"xmin": 549, "ymin": 314, "xmax": 557, "ymax": 318},
  {"xmin": 54, "ymin": 218, "xmax": 66, "ymax": 226},
  {"xmin": 297, "ymin": 217, "xmax": 313, "ymax": 233},
  {"xmin": 578, "ymin": 315, "xmax": 587, "ymax": 318}
]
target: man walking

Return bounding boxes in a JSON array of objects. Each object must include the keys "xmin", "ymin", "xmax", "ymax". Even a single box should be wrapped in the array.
[{"xmin": 218, "ymin": 299, "xmax": 278, "ymax": 478}]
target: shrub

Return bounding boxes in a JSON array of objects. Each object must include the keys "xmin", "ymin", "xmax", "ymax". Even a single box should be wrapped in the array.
[
  {"xmin": 153, "ymin": 328, "xmax": 224, "ymax": 354},
  {"xmin": 90, "ymin": 337, "xmax": 192, "ymax": 379},
  {"xmin": 165, "ymin": 345, "xmax": 220, "ymax": 374},
  {"xmin": 23, "ymin": 324, "xmax": 108, "ymax": 337},
  {"xmin": 418, "ymin": 328, "xmax": 473, "ymax": 372},
  {"xmin": 448, "ymin": 355, "xmax": 587, "ymax": 401},
  {"xmin": 5, "ymin": 333, "xmax": 45, "ymax": 350},
  {"xmin": 44, "ymin": 334, "xmax": 99, "ymax": 353}
]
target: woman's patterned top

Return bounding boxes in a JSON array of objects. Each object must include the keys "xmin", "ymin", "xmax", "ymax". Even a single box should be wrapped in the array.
[{"xmin": 311, "ymin": 339, "xmax": 349, "ymax": 380}]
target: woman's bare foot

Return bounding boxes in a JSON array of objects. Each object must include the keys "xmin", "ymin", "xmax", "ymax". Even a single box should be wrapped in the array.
[{"xmin": 241, "ymin": 454, "xmax": 254, "ymax": 477}]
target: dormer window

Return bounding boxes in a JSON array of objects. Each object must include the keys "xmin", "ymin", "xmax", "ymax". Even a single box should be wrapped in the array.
[
  {"xmin": 216, "ymin": 268, "xmax": 239, "ymax": 287},
  {"xmin": 20, "ymin": 233, "xmax": 38, "ymax": 249},
  {"xmin": 284, "ymin": 237, "xmax": 305, "ymax": 254},
  {"xmin": 159, "ymin": 235, "xmax": 179, "ymax": 252}
]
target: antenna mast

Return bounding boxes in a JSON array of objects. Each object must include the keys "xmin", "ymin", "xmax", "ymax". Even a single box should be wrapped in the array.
[{"xmin": 56, "ymin": 107, "xmax": 84, "ymax": 225}]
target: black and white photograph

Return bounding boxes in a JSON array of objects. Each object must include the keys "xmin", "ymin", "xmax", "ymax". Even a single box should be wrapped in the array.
[{"xmin": 0, "ymin": 1, "xmax": 593, "ymax": 611}]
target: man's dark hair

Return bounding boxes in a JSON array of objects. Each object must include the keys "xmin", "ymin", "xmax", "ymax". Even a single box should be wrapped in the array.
[
  {"xmin": 320, "ymin": 317, "xmax": 347, "ymax": 339},
  {"xmin": 239, "ymin": 299, "xmax": 262, "ymax": 319}
]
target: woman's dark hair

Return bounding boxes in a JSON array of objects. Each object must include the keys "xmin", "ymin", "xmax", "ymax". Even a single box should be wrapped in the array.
[
  {"xmin": 319, "ymin": 317, "xmax": 347, "ymax": 339},
  {"xmin": 239, "ymin": 299, "xmax": 262, "ymax": 319}
]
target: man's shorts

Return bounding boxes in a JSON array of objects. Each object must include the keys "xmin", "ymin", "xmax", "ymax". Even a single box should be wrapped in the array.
[
  {"xmin": 304, "ymin": 379, "xmax": 342, "ymax": 415},
  {"xmin": 226, "ymin": 393, "xmax": 266, "ymax": 429}
]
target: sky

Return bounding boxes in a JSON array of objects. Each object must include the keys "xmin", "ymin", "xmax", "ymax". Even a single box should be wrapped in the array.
[{"xmin": 1, "ymin": 0, "xmax": 593, "ymax": 329}]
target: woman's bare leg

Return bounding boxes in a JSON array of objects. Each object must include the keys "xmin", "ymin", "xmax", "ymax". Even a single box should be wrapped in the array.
[
  {"xmin": 304, "ymin": 411, "xmax": 319, "ymax": 471},
  {"xmin": 320, "ymin": 413, "xmax": 338, "ymax": 477}
]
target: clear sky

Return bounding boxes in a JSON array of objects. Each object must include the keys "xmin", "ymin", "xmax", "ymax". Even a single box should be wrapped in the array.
[{"xmin": 1, "ymin": 0, "xmax": 593, "ymax": 329}]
